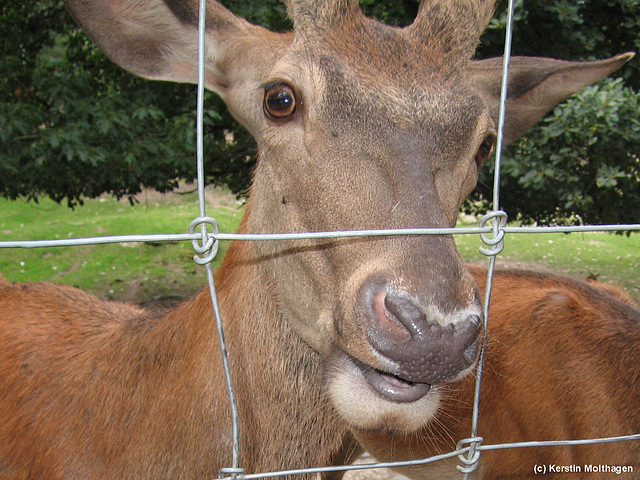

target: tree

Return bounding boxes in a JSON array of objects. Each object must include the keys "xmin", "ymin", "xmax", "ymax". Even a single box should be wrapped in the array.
[
  {"xmin": 1, "ymin": 0, "xmax": 638, "ymax": 226},
  {"xmin": 1, "ymin": 0, "xmax": 253, "ymax": 206}
]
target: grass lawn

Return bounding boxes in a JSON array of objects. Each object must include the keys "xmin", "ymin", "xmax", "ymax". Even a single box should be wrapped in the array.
[
  {"xmin": 0, "ymin": 188, "xmax": 243, "ymax": 306},
  {"xmin": 1, "ymin": 189, "xmax": 638, "ymax": 303},
  {"xmin": 456, "ymin": 227, "xmax": 640, "ymax": 300}
]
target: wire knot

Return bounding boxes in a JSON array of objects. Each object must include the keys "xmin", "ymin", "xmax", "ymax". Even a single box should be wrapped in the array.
[
  {"xmin": 189, "ymin": 216, "xmax": 220, "ymax": 265},
  {"xmin": 478, "ymin": 210, "xmax": 508, "ymax": 256},
  {"xmin": 456, "ymin": 436, "xmax": 483, "ymax": 475},
  {"xmin": 218, "ymin": 467, "xmax": 245, "ymax": 479}
]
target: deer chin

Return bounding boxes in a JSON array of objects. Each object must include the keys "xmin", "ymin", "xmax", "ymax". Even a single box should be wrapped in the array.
[{"xmin": 325, "ymin": 351, "xmax": 442, "ymax": 433}]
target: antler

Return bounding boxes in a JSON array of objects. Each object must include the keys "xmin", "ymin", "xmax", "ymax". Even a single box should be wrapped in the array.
[
  {"xmin": 285, "ymin": 0, "xmax": 362, "ymax": 32},
  {"xmin": 408, "ymin": 0, "xmax": 496, "ymax": 61},
  {"xmin": 283, "ymin": 0, "xmax": 495, "ymax": 62}
]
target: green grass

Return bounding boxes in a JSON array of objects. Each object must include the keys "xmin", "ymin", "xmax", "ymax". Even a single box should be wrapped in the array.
[
  {"xmin": 1, "ymin": 192, "xmax": 638, "ymax": 303},
  {"xmin": 0, "ymin": 189, "xmax": 243, "ymax": 305},
  {"xmin": 455, "ymin": 227, "xmax": 640, "ymax": 300}
]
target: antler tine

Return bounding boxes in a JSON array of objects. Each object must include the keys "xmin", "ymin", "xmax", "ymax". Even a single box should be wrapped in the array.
[
  {"xmin": 408, "ymin": 0, "xmax": 496, "ymax": 60},
  {"xmin": 284, "ymin": 0, "xmax": 362, "ymax": 31}
]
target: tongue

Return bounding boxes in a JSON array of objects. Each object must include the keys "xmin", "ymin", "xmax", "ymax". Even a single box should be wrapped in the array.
[{"xmin": 363, "ymin": 368, "xmax": 431, "ymax": 403}]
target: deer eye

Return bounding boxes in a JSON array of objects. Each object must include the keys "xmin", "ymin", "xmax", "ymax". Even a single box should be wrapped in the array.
[
  {"xmin": 264, "ymin": 83, "xmax": 296, "ymax": 118},
  {"xmin": 475, "ymin": 135, "xmax": 496, "ymax": 165}
]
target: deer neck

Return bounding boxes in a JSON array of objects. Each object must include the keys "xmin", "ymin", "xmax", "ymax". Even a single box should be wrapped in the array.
[{"xmin": 176, "ymin": 218, "xmax": 349, "ymax": 475}]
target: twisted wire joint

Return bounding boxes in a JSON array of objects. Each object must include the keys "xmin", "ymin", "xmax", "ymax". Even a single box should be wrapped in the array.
[
  {"xmin": 218, "ymin": 467, "xmax": 245, "ymax": 479},
  {"xmin": 456, "ymin": 436, "xmax": 483, "ymax": 474},
  {"xmin": 478, "ymin": 210, "xmax": 508, "ymax": 256},
  {"xmin": 189, "ymin": 216, "xmax": 220, "ymax": 265}
]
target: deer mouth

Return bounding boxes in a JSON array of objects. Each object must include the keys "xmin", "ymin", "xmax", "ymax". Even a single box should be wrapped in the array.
[
  {"xmin": 325, "ymin": 349, "xmax": 443, "ymax": 432},
  {"xmin": 357, "ymin": 360, "xmax": 432, "ymax": 403}
]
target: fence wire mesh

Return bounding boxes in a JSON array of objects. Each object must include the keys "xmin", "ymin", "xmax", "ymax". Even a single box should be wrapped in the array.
[{"xmin": 1, "ymin": 0, "xmax": 640, "ymax": 478}]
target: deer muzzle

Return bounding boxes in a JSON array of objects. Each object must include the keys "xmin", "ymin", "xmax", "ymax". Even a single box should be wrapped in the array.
[{"xmin": 363, "ymin": 289, "xmax": 481, "ymax": 402}]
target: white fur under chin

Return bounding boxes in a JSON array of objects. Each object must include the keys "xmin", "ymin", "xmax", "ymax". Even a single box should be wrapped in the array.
[{"xmin": 326, "ymin": 355, "xmax": 441, "ymax": 433}]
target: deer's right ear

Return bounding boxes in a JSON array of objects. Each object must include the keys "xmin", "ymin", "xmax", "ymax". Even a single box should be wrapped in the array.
[
  {"xmin": 469, "ymin": 53, "xmax": 634, "ymax": 144},
  {"xmin": 64, "ymin": 0, "xmax": 285, "ymax": 97}
]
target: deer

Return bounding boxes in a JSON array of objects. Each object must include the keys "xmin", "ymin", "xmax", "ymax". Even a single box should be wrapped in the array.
[
  {"xmin": 0, "ymin": 0, "xmax": 633, "ymax": 479},
  {"xmin": 352, "ymin": 266, "xmax": 640, "ymax": 479}
]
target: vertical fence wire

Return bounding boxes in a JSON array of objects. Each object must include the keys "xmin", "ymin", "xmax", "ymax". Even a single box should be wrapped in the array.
[
  {"xmin": 458, "ymin": 0, "xmax": 516, "ymax": 476},
  {"xmin": 194, "ymin": 0, "xmax": 242, "ymax": 475}
]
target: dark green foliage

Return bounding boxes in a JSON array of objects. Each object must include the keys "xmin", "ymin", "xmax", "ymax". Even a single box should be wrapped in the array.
[
  {"xmin": 469, "ymin": 78, "xmax": 640, "ymax": 226},
  {"xmin": 360, "ymin": 0, "xmax": 419, "ymax": 26},
  {"xmin": 220, "ymin": 0, "xmax": 291, "ymax": 31},
  {"xmin": 477, "ymin": 0, "xmax": 639, "ymax": 88},
  {"xmin": 1, "ymin": 0, "xmax": 254, "ymax": 206},
  {"xmin": 1, "ymin": 0, "xmax": 638, "ymax": 226}
]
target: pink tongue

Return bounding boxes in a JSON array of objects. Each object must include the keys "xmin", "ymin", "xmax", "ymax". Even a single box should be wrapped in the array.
[
  {"xmin": 380, "ymin": 372, "xmax": 411, "ymax": 387},
  {"xmin": 363, "ymin": 369, "xmax": 431, "ymax": 403}
]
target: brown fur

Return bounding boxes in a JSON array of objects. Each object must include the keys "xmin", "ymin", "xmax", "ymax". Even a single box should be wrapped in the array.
[
  {"xmin": 354, "ymin": 267, "xmax": 640, "ymax": 479},
  {"xmin": 0, "ymin": 234, "xmax": 347, "ymax": 479}
]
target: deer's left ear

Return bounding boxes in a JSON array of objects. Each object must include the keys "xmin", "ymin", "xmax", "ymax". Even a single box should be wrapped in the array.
[
  {"xmin": 468, "ymin": 53, "xmax": 634, "ymax": 144},
  {"xmin": 63, "ymin": 0, "xmax": 286, "ymax": 97}
]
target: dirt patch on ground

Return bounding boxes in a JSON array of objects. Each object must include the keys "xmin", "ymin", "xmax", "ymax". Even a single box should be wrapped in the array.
[
  {"xmin": 125, "ymin": 182, "xmax": 239, "ymax": 211},
  {"xmin": 343, "ymin": 454, "xmax": 409, "ymax": 480}
]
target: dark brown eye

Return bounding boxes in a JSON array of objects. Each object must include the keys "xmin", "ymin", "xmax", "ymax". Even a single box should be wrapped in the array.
[
  {"xmin": 475, "ymin": 135, "xmax": 496, "ymax": 165},
  {"xmin": 264, "ymin": 84, "xmax": 296, "ymax": 118}
]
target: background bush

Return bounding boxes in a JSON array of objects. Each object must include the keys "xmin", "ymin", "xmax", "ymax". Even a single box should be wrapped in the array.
[{"xmin": 468, "ymin": 78, "xmax": 640, "ymax": 226}]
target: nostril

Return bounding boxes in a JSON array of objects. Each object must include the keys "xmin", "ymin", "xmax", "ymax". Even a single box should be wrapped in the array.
[
  {"xmin": 463, "ymin": 341, "xmax": 479, "ymax": 367},
  {"xmin": 372, "ymin": 291, "xmax": 412, "ymax": 344},
  {"xmin": 458, "ymin": 314, "xmax": 481, "ymax": 366},
  {"xmin": 383, "ymin": 292, "xmax": 427, "ymax": 338}
]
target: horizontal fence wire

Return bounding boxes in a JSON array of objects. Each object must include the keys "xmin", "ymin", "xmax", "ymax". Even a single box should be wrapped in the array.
[
  {"xmin": 233, "ymin": 434, "xmax": 640, "ymax": 480},
  {"xmin": 2, "ymin": 223, "xmax": 640, "ymax": 249},
  {"xmin": 3, "ymin": 0, "xmax": 639, "ymax": 478}
]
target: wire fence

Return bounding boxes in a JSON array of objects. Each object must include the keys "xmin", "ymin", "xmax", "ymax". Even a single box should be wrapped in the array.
[{"xmin": 2, "ymin": 0, "xmax": 640, "ymax": 479}]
